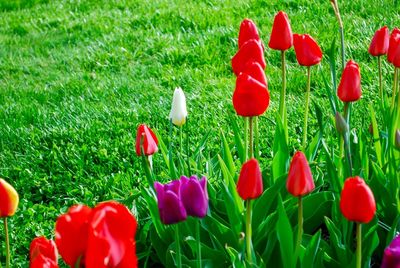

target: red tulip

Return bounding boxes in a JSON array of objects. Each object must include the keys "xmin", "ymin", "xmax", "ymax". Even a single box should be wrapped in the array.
[
  {"xmin": 286, "ymin": 151, "xmax": 315, "ymax": 197},
  {"xmin": 232, "ymin": 73, "xmax": 270, "ymax": 117},
  {"xmin": 236, "ymin": 158, "xmax": 263, "ymax": 200},
  {"xmin": 337, "ymin": 60, "xmax": 362, "ymax": 102},
  {"xmin": 55, "ymin": 205, "xmax": 92, "ymax": 267},
  {"xmin": 241, "ymin": 61, "xmax": 267, "ymax": 86},
  {"xmin": 293, "ymin": 34, "xmax": 322, "ymax": 66},
  {"xmin": 232, "ymin": 39, "xmax": 266, "ymax": 76},
  {"xmin": 387, "ymin": 28, "xmax": 400, "ymax": 67},
  {"xmin": 0, "ymin": 178, "xmax": 19, "ymax": 217},
  {"xmin": 340, "ymin": 176, "xmax": 376, "ymax": 223},
  {"xmin": 268, "ymin": 11, "xmax": 293, "ymax": 51},
  {"xmin": 85, "ymin": 202, "xmax": 138, "ymax": 268},
  {"xmin": 30, "ymin": 237, "xmax": 58, "ymax": 268},
  {"xmin": 135, "ymin": 124, "xmax": 158, "ymax": 156},
  {"xmin": 368, "ymin": 26, "xmax": 389, "ymax": 56},
  {"xmin": 238, "ymin": 19, "xmax": 261, "ymax": 49}
]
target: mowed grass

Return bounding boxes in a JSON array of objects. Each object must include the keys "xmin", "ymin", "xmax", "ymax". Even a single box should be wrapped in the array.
[{"xmin": 0, "ymin": 0, "xmax": 399, "ymax": 266}]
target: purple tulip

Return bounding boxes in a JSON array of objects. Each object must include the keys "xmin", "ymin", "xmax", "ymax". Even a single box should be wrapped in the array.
[
  {"xmin": 154, "ymin": 180, "xmax": 187, "ymax": 225},
  {"xmin": 381, "ymin": 235, "xmax": 400, "ymax": 268},
  {"xmin": 180, "ymin": 176, "xmax": 208, "ymax": 218}
]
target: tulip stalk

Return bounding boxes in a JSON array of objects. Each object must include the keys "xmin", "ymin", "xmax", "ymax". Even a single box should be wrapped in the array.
[
  {"xmin": 254, "ymin": 117, "xmax": 259, "ymax": 159},
  {"xmin": 175, "ymin": 224, "xmax": 182, "ymax": 268},
  {"xmin": 294, "ymin": 196, "xmax": 303, "ymax": 264},
  {"xmin": 343, "ymin": 102, "xmax": 353, "ymax": 177},
  {"xmin": 245, "ymin": 200, "xmax": 253, "ymax": 263},
  {"xmin": 356, "ymin": 223, "xmax": 362, "ymax": 268},
  {"xmin": 378, "ymin": 56, "xmax": 383, "ymax": 101},
  {"xmin": 140, "ymin": 137, "xmax": 154, "ymax": 189},
  {"xmin": 330, "ymin": 0, "xmax": 346, "ymax": 70},
  {"xmin": 279, "ymin": 51, "xmax": 287, "ymax": 127},
  {"xmin": 169, "ymin": 120, "xmax": 175, "ymax": 178},
  {"xmin": 196, "ymin": 220, "xmax": 201, "ymax": 268},
  {"xmin": 249, "ymin": 117, "xmax": 254, "ymax": 158},
  {"xmin": 302, "ymin": 66, "xmax": 311, "ymax": 151},
  {"xmin": 244, "ymin": 118, "xmax": 249, "ymax": 161},
  {"xmin": 392, "ymin": 68, "xmax": 398, "ymax": 109},
  {"xmin": 3, "ymin": 218, "xmax": 10, "ymax": 268}
]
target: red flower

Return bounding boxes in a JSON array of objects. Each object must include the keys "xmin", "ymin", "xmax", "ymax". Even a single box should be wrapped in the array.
[
  {"xmin": 268, "ymin": 11, "xmax": 293, "ymax": 51},
  {"xmin": 55, "ymin": 205, "xmax": 92, "ymax": 267},
  {"xmin": 368, "ymin": 26, "xmax": 389, "ymax": 57},
  {"xmin": 232, "ymin": 73, "xmax": 270, "ymax": 117},
  {"xmin": 340, "ymin": 176, "xmax": 376, "ymax": 223},
  {"xmin": 286, "ymin": 151, "xmax": 315, "ymax": 197},
  {"xmin": 337, "ymin": 60, "xmax": 362, "ymax": 102},
  {"xmin": 85, "ymin": 202, "xmax": 138, "ymax": 268},
  {"xmin": 30, "ymin": 237, "xmax": 58, "ymax": 268},
  {"xmin": 236, "ymin": 158, "xmax": 263, "ymax": 200},
  {"xmin": 293, "ymin": 34, "xmax": 322, "ymax": 66},
  {"xmin": 0, "ymin": 178, "xmax": 19, "ymax": 217},
  {"xmin": 241, "ymin": 61, "xmax": 267, "ymax": 86},
  {"xmin": 387, "ymin": 28, "xmax": 400, "ymax": 67},
  {"xmin": 232, "ymin": 39, "xmax": 266, "ymax": 76},
  {"xmin": 238, "ymin": 19, "xmax": 261, "ymax": 49},
  {"xmin": 135, "ymin": 124, "xmax": 158, "ymax": 156}
]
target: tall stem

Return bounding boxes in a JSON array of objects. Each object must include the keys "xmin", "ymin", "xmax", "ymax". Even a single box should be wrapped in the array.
[
  {"xmin": 179, "ymin": 126, "xmax": 183, "ymax": 156},
  {"xmin": 279, "ymin": 50, "xmax": 287, "ymax": 122},
  {"xmin": 186, "ymin": 118, "xmax": 191, "ymax": 175},
  {"xmin": 4, "ymin": 218, "xmax": 10, "ymax": 268},
  {"xmin": 175, "ymin": 224, "xmax": 182, "ymax": 268},
  {"xmin": 356, "ymin": 223, "xmax": 362, "ymax": 268},
  {"xmin": 254, "ymin": 117, "xmax": 259, "ymax": 160},
  {"xmin": 196, "ymin": 220, "xmax": 201, "ymax": 268},
  {"xmin": 249, "ymin": 117, "xmax": 254, "ymax": 158},
  {"xmin": 244, "ymin": 118, "xmax": 248, "ymax": 162},
  {"xmin": 378, "ymin": 56, "xmax": 383, "ymax": 101},
  {"xmin": 245, "ymin": 200, "xmax": 253, "ymax": 263},
  {"xmin": 392, "ymin": 68, "xmax": 398, "ymax": 109},
  {"xmin": 169, "ymin": 120, "xmax": 175, "ymax": 178},
  {"xmin": 339, "ymin": 26, "xmax": 346, "ymax": 70},
  {"xmin": 343, "ymin": 102, "xmax": 353, "ymax": 177},
  {"xmin": 302, "ymin": 66, "xmax": 311, "ymax": 151},
  {"xmin": 295, "ymin": 196, "xmax": 303, "ymax": 263}
]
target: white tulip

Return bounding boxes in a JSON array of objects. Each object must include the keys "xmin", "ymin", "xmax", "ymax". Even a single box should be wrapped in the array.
[{"xmin": 169, "ymin": 87, "xmax": 188, "ymax": 126}]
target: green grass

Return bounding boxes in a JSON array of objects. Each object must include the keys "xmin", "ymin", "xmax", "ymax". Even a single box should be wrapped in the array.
[{"xmin": 0, "ymin": 0, "xmax": 399, "ymax": 266}]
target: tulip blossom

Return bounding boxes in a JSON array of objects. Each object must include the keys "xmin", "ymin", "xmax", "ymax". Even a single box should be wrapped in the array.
[
  {"xmin": 236, "ymin": 158, "xmax": 263, "ymax": 200},
  {"xmin": 154, "ymin": 180, "xmax": 187, "ymax": 224},
  {"xmin": 286, "ymin": 151, "xmax": 315, "ymax": 197},
  {"xmin": 55, "ymin": 205, "xmax": 92, "ymax": 267},
  {"xmin": 368, "ymin": 26, "xmax": 389, "ymax": 57},
  {"xmin": 381, "ymin": 235, "xmax": 400, "ymax": 268},
  {"xmin": 135, "ymin": 124, "xmax": 158, "ymax": 156},
  {"xmin": 232, "ymin": 73, "xmax": 270, "ymax": 117},
  {"xmin": 180, "ymin": 176, "xmax": 208, "ymax": 218},
  {"xmin": 293, "ymin": 34, "xmax": 323, "ymax": 66},
  {"xmin": 232, "ymin": 39, "xmax": 266, "ymax": 75},
  {"xmin": 387, "ymin": 28, "xmax": 400, "ymax": 65},
  {"xmin": 169, "ymin": 87, "xmax": 188, "ymax": 127},
  {"xmin": 337, "ymin": 60, "xmax": 362, "ymax": 102},
  {"xmin": 268, "ymin": 11, "xmax": 293, "ymax": 51},
  {"xmin": 242, "ymin": 61, "xmax": 267, "ymax": 86},
  {"xmin": 30, "ymin": 237, "xmax": 58, "ymax": 268},
  {"xmin": 85, "ymin": 202, "xmax": 138, "ymax": 268},
  {"xmin": 0, "ymin": 178, "xmax": 19, "ymax": 218},
  {"xmin": 238, "ymin": 19, "xmax": 261, "ymax": 49},
  {"xmin": 340, "ymin": 176, "xmax": 376, "ymax": 223}
]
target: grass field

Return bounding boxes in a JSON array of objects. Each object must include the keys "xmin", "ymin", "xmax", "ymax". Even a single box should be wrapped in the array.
[{"xmin": 0, "ymin": 0, "xmax": 399, "ymax": 266}]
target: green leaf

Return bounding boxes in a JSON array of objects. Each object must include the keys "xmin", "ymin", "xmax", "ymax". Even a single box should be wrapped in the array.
[
  {"xmin": 230, "ymin": 115, "xmax": 246, "ymax": 164},
  {"xmin": 369, "ymin": 104, "xmax": 382, "ymax": 166},
  {"xmin": 301, "ymin": 230, "xmax": 321, "ymax": 268},
  {"xmin": 221, "ymin": 130, "xmax": 236, "ymax": 176},
  {"xmin": 276, "ymin": 195, "xmax": 294, "ymax": 268}
]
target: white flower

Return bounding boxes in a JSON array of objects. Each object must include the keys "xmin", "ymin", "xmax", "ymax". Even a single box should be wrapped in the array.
[{"xmin": 169, "ymin": 87, "xmax": 187, "ymax": 126}]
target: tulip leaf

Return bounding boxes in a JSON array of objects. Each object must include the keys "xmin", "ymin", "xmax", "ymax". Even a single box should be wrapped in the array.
[
  {"xmin": 221, "ymin": 130, "xmax": 236, "ymax": 176},
  {"xmin": 303, "ymin": 192, "xmax": 335, "ymax": 233},
  {"xmin": 276, "ymin": 195, "xmax": 294, "ymax": 268},
  {"xmin": 141, "ymin": 187, "xmax": 165, "ymax": 238},
  {"xmin": 369, "ymin": 104, "xmax": 382, "ymax": 166},
  {"xmin": 230, "ymin": 115, "xmax": 246, "ymax": 164},
  {"xmin": 301, "ymin": 230, "xmax": 321, "ymax": 268}
]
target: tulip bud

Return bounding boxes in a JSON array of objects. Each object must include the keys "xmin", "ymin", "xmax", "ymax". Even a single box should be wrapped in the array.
[
  {"xmin": 368, "ymin": 26, "xmax": 389, "ymax": 57},
  {"xmin": 335, "ymin": 112, "xmax": 348, "ymax": 135},
  {"xmin": 242, "ymin": 61, "xmax": 267, "ymax": 86},
  {"xmin": 154, "ymin": 180, "xmax": 187, "ymax": 224},
  {"xmin": 381, "ymin": 235, "xmax": 400, "ymax": 268},
  {"xmin": 30, "ymin": 237, "xmax": 58, "ymax": 268},
  {"xmin": 340, "ymin": 176, "xmax": 376, "ymax": 223},
  {"xmin": 395, "ymin": 129, "xmax": 400, "ymax": 149},
  {"xmin": 286, "ymin": 151, "xmax": 315, "ymax": 197},
  {"xmin": 387, "ymin": 28, "xmax": 400, "ymax": 66},
  {"xmin": 236, "ymin": 158, "xmax": 263, "ymax": 200},
  {"xmin": 231, "ymin": 39, "xmax": 266, "ymax": 76},
  {"xmin": 169, "ymin": 87, "xmax": 188, "ymax": 127},
  {"xmin": 337, "ymin": 60, "xmax": 362, "ymax": 102},
  {"xmin": 268, "ymin": 11, "xmax": 293, "ymax": 51},
  {"xmin": 293, "ymin": 34, "xmax": 323, "ymax": 66},
  {"xmin": 135, "ymin": 124, "xmax": 158, "ymax": 156},
  {"xmin": 0, "ymin": 178, "xmax": 19, "ymax": 217},
  {"xmin": 238, "ymin": 19, "xmax": 261, "ymax": 49},
  {"xmin": 180, "ymin": 176, "xmax": 208, "ymax": 218}
]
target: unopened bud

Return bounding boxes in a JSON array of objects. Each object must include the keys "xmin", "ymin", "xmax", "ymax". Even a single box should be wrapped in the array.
[{"xmin": 335, "ymin": 112, "xmax": 348, "ymax": 135}]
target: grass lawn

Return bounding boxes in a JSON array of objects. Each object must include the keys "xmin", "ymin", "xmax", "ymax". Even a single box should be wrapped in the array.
[{"xmin": 0, "ymin": 0, "xmax": 399, "ymax": 266}]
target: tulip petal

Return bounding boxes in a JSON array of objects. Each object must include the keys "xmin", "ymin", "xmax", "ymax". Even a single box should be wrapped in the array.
[
  {"xmin": 0, "ymin": 178, "xmax": 19, "ymax": 217},
  {"xmin": 181, "ymin": 177, "xmax": 208, "ymax": 218}
]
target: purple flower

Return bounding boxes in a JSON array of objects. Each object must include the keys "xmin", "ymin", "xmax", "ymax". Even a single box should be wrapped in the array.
[
  {"xmin": 381, "ymin": 235, "xmax": 400, "ymax": 268},
  {"xmin": 180, "ymin": 176, "xmax": 208, "ymax": 218},
  {"xmin": 154, "ymin": 180, "xmax": 187, "ymax": 225}
]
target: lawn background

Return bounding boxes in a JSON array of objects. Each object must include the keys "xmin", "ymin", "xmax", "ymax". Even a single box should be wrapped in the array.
[{"xmin": 0, "ymin": 0, "xmax": 399, "ymax": 266}]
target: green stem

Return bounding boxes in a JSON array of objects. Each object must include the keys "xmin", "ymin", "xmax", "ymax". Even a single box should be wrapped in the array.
[
  {"xmin": 254, "ymin": 117, "xmax": 259, "ymax": 160},
  {"xmin": 4, "ymin": 218, "xmax": 10, "ymax": 268},
  {"xmin": 169, "ymin": 119, "xmax": 175, "ymax": 178},
  {"xmin": 244, "ymin": 118, "xmax": 249, "ymax": 161},
  {"xmin": 356, "ymin": 223, "xmax": 362, "ymax": 268},
  {"xmin": 245, "ymin": 200, "xmax": 253, "ymax": 263},
  {"xmin": 279, "ymin": 50, "xmax": 287, "ymax": 122},
  {"xmin": 392, "ymin": 68, "xmax": 398, "ymax": 109},
  {"xmin": 179, "ymin": 125, "xmax": 183, "ymax": 156},
  {"xmin": 295, "ymin": 196, "xmax": 303, "ymax": 263},
  {"xmin": 175, "ymin": 224, "xmax": 182, "ymax": 268},
  {"xmin": 339, "ymin": 26, "xmax": 346, "ymax": 70},
  {"xmin": 196, "ymin": 220, "xmax": 201, "ymax": 268},
  {"xmin": 249, "ymin": 117, "xmax": 254, "ymax": 158},
  {"xmin": 302, "ymin": 66, "xmax": 311, "ymax": 151},
  {"xmin": 378, "ymin": 56, "xmax": 383, "ymax": 101},
  {"xmin": 343, "ymin": 102, "xmax": 353, "ymax": 177},
  {"xmin": 186, "ymin": 118, "xmax": 191, "ymax": 175}
]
